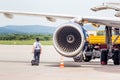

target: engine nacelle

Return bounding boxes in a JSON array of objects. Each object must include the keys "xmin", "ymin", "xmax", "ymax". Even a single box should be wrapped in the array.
[{"xmin": 53, "ymin": 23, "xmax": 85, "ymax": 57}]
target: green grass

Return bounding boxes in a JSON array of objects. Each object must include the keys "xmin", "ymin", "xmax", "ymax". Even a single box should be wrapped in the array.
[{"xmin": 0, "ymin": 40, "xmax": 53, "ymax": 45}]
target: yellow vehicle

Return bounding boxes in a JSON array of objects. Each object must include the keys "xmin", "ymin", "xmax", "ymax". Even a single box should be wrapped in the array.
[
  {"xmin": 87, "ymin": 35, "xmax": 120, "ymax": 45},
  {"xmin": 73, "ymin": 35, "xmax": 120, "ymax": 63}
]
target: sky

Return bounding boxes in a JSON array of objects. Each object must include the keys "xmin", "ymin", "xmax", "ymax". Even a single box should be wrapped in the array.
[{"xmin": 0, "ymin": 0, "xmax": 119, "ymax": 27}]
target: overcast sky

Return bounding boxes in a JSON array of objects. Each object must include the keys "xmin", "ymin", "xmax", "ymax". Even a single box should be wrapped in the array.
[{"xmin": 0, "ymin": 0, "xmax": 119, "ymax": 27}]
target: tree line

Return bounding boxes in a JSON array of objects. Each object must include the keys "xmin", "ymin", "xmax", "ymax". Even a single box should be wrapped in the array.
[
  {"xmin": 0, "ymin": 31, "xmax": 104, "ymax": 41},
  {"xmin": 0, "ymin": 33, "xmax": 53, "ymax": 41}
]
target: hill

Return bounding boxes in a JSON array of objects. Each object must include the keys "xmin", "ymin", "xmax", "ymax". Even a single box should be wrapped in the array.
[
  {"xmin": 0, "ymin": 25, "xmax": 57, "ymax": 34},
  {"xmin": 0, "ymin": 25, "xmax": 104, "ymax": 34}
]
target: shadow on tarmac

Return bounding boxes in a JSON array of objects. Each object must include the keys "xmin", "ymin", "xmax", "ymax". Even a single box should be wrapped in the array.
[
  {"xmin": 44, "ymin": 61, "xmax": 120, "ymax": 73},
  {"xmin": 0, "ymin": 60, "xmax": 59, "ymax": 64},
  {"xmin": 0, "ymin": 59, "xmax": 120, "ymax": 73},
  {"xmin": 44, "ymin": 61, "xmax": 81, "ymax": 68}
]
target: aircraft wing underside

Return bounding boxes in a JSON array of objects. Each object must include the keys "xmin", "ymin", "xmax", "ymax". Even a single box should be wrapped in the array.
[{"xmin": 0, "ymin": 10, "xmax": 120, "ymax": 28}]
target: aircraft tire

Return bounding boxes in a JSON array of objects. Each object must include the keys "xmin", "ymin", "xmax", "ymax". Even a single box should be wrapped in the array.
[
  {"xmin": 113, "ymin": 50, "xmax": 120, "ymax": 65},
  {"xmin": 101, "ymin": 50, "xmax": 108, "ymax": 65}
]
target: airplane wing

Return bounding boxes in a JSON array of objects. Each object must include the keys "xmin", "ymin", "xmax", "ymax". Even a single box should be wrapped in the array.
[
  {"xmin": 82, "ymin": 17, "xmax": 120, "ymax": 27},
  {"xmin": 0, "ymin": 10, "xmax": 120, "ymax": 27},
  {"xmin": 91, "ymin": 2, "xmax": 120, "ymax": 17},
  {"xmin": 0, "ymin": 10, "xmax": 75, "ymax": 22},
  {"xmin": 91, "ymin": 2, "xmax": 120, "ymax": 11}
]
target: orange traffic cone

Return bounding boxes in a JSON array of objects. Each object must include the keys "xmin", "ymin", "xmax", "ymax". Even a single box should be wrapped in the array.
[{"xmin": 60, "ymin": 56, "xmax": 64, "ymax": 68}]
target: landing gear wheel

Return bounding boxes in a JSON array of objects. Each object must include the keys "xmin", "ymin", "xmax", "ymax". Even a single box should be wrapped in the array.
[
  {"xmin": 101, "ymin": 50, "xmax": 108, "ymax": 65},
  {"xmin": 113, "ymin": 50, "xmax": 120, "ymax": 65},
  {"xmin": 73, "ymin": 54, "xmax": 83, "ymax": 62},
  {"xmin": 83, "ymin": 56, "xmax": 92, "ymax": 62}
]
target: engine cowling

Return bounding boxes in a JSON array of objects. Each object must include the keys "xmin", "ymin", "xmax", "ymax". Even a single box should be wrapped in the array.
[{"xmin": 53, "ymin": 23, "xmax": 85, "ymax": 57}]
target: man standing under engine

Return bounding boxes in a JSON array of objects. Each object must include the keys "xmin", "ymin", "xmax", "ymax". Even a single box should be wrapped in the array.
[{"xmin": 32, "ymin": 38, "xmax": 42, "ymax": 65}]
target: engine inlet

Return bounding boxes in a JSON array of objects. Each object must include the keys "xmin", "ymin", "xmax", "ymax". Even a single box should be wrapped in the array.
[{"xmin": 53, "ymin": 23, "xmax": 85, "ymax": 57}]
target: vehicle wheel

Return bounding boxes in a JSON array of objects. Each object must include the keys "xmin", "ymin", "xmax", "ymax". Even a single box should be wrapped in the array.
[
  {"xmin": 73, "ymin": 54, "xmax": 83, "ymax": 62},
  {"xmin": 113, "ymin": 50, "xmax": 120, "ymax": 65},
  {"xmin": 83, "ymin": 56, "xmax": 92, "ymax": 62},
  {"xmin": 101, "ymin": 50, "xmax": 108, "ymax": 65}
]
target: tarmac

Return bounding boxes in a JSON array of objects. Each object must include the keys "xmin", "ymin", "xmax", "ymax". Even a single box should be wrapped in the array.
[{"xmin": 0, "ymin": 45, "xmax": 120, "ymax": 80}]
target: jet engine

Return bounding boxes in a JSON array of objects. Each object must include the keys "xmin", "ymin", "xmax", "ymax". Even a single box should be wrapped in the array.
[{"xmin": 53, "ymin": 23, "xmax": 85, "ymax": 57}]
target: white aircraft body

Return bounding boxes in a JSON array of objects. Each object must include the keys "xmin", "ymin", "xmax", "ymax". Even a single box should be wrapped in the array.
[{"xmin": 0, "ymin": 2, "xmax": 120, "ymax": 65}]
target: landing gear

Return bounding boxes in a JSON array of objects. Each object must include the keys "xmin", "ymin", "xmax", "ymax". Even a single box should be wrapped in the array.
[
  {"xmin": 73, "ymin": 54, "xmax": 84, "ymax": 62},
  {"xmin": 83, "ymin": 56, "xmax": 92, "ymax": 62},
  {"xmin": 113, "ymin": 50, "xmax": 120, "ymax": 65},
  {"xmin": 100, "ymin": 49, "xmax": 120, "ymax": 65},
  {"xmin": 101, "ymin": 50, "xmax": 108, "ymax": 65},
  {"xmin": 73, "ymin": 54, "xmax": 92, "ymax": 62}
]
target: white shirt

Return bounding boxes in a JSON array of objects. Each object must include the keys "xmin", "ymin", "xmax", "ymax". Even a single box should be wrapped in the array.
[{"xmin": 33, "ymin": 42, "xmax": 41, "ymax": 50}]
